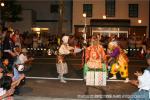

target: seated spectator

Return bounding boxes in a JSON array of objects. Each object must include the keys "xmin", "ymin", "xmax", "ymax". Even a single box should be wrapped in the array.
[
  {"xmin": 0, "ymin": 76, "xmax": 15, "ymax": 99},
  {"xmin": 0, "ymin": 59, "xmax": 13, "ymax": 78},
  {"xmin": 16, "ymin": 48, "xmax": 33, "ymax": 72},
  {"xmin": 0, "ymin": 58, "xmax": 25, "ymax": 95},
  {"xmin": 12, "ymin": 48, "xmax": 30, "ymax": 95},
  {"xmin": 129, "ymin": 54, "xmax": 150, "ymax": 100}
]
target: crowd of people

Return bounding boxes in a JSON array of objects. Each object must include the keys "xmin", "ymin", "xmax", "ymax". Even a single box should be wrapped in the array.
[
  {"xmin": 5, "ymin": 30, "xmax": 148, "ymax": 54},
  {"xmin": 22, "ymin": 33, "xmax": 150, "ymax": 59},
  {"xmin": 0, "ymin": 27, "xmax": 150, "ymax": 99},
  {"xmin": 0, "ymin": 28, "xmax": 34, "ymax": 99}
]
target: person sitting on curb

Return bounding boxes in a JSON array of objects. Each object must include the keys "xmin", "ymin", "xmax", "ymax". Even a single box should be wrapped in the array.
[
  {"xmin": 0, "ymin": 58, "xmax": 25, "ymax": 95},
  {"xmin": 0, "ymin": 76, "xmax": 15, "ymax": 99},
  {"xmin": 129, "ymin": 54, "xmax": 150, "ymax": 100}
]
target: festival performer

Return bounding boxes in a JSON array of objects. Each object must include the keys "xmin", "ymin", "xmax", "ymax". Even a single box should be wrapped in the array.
[
  {"xmin": 107, "ymin": 41, "xmax": 129, "ymax": 82},
  {"xmin": 83, "ymin": 35, "xmax": 107, "ymax": 86},
  {"xmin": 56, "ymin": 36, "xmax": 74, "ymax": 83}
]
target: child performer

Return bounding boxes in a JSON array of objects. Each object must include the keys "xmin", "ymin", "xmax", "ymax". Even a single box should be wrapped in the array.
[{"xmin": 56, "ymin": 36, "xmax": 74, "ymax": 83}]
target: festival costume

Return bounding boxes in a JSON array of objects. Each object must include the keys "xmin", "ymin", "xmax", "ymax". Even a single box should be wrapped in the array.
[
  {"xmin": 83, "ymin": 39, "xmax": 107, "ymax": 86},
  {"xmin": 56, "ymin": 36, "xmax": 74, "ymax": 83},
  {"xmin": 85, "ymin": 45, "xmax": 106, "ymax": 69},
  {"xmin": 108, "ymin": 42, "xmax": 129, "ymax": 79}
]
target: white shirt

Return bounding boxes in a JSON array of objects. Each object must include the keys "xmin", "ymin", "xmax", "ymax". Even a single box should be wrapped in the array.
[
  {"xmin": 138, "ymin": 69, "xmax": 150, "ymax": 91},
  {"xmin": 0, "ymin": 88, "xmax": 6, "ymax": 96},
  {"xmin": 18, "ymin": 54, "xmax": 28, "ymax": 64}
]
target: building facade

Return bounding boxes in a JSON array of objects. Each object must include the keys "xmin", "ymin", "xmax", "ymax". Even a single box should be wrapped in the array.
[
  {"xmin": 72, "ymin": 0, "xmax": 149, "ymax": 38},
  {"xmin": 12, "ymin": 0, "xmax": 72, "ymax": 35}
]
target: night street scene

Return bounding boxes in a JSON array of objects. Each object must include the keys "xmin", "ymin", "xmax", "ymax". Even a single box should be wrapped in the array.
[{"xmin": 0, "ymin": 0, "xmax": 150, "ymax": 100}]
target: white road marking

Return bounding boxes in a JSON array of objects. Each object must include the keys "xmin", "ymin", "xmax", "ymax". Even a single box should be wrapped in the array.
[
  {"xmin": 26, "ymin": 77, "xmax": 83, "ymax": 81},
  {"xmin": 26, "ymin": 76, "xmax": 126, "ymax": 82}
]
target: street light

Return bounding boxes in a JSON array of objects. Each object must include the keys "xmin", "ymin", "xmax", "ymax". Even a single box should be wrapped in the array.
[
  {"xmin": 0, "ymin": 2, "xmax": 5, "ymax": 28},
  {"xmin": 103, "ymin": 15, "xmax": 106, "ymax": 19},
  {"xmin": 138, "ymin": 19, "xmax": 142, "ymax": 24},
  {"xmin": 83, "ymin": 13, "xmax": 86, "ymax": 17},
  {"xmin": 1, "ymin": 2, "xmax": 4, "ymax": 7},
  {"xmin": 83, "ymin": 12, "xmax": 88, "ymax": 94},
  {"xmin": 82, "ymin": 13, "xmax": 87, "ymax": 44}
]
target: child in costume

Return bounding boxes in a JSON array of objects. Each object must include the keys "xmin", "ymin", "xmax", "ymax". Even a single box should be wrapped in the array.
[
  {"xmin": 83, "ymin": 35, "xmax": 107, "ymax": 86},
  {"xmin": 56, "ymin": 36, "xmax": 74, "ymax": 83},
  {"xmin": 85, "ymin": 36, "xmax": 106, "ymax": 69},
  {"xmin": 56, "ymin": 55, "xmax": 68, "ymax": 83}
]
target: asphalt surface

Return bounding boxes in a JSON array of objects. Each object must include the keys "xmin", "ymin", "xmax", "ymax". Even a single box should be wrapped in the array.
[
  {"xmin": 15, "ymin": 80, "xmax": 137, "ymax": 100},
  {"xmin": 25, "ymin": 54, "xmax": 147, "ymax": 79},
  {"xmin": 14, "ymin": 53, "xmax": 148, "ymax": 100}
]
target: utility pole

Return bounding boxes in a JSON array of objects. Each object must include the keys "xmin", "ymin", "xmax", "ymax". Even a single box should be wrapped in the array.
[
  {"xmin": 0, "ymin": 2, "xmax": 5, "ymax": 28},
  {"xmin": 59, "ymin": 0, "xmax": 64, "ymax": 35}
]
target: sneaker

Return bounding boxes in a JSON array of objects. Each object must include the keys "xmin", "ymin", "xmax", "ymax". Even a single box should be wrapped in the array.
[
  {"xmin": 109, "ymin": 75, "xmax": 117, "ymax": 80},
  {"xmin": 124, "ymin": 78, "xmax": 129, "ymax": 83}
]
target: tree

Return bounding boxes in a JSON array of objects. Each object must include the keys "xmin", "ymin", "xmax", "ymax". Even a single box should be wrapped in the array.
[{"xmin": 1, "ymin": 0, "xmax": 22, "ymax": 26}]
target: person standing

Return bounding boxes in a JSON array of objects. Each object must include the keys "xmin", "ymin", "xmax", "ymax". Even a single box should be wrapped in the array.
[
  {"xmin": 12, "ymin": 30, "xmax": 21, "ymax": 48},
  {"xmin": 2, "ymin": 31, "xmax": 15, "ymax": 67},
  {"xmin": 85, "ymin": 35, "xmax": 106, "ymax": 69},
  {"xmin": 83, "ymin": 35, "xmax": 107, "ymax": 86},
  {"xmin": 56, "ymin": 36, "xmax": 74, "ymax": 83}
]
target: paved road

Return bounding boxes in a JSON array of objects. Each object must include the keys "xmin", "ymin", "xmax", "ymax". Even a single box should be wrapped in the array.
[
  {"xmin": 15, "ymin": 54, "xmax": 147, "ymax": 100},
  {"xmin": 15, "ymin": 80, "xmax": 137, "ymax": 100},
  {"xmin": 25, "ymin": 54, "xmax": 147, "ymax": 79}
]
